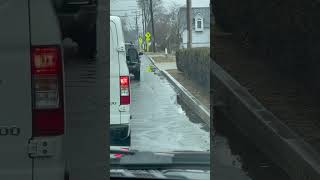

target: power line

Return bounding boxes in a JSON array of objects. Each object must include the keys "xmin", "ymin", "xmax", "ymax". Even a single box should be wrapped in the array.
[
  {"xmin": 113, "ymin": 14, "xmax": 142, "ymax": 17},
  {"xmin": 113, "ymin": 0, "xmax": 138, "ymax": 1},
  {"xmin": 111, "ymin": 9, "xmax": 139, "ymax": 11}
]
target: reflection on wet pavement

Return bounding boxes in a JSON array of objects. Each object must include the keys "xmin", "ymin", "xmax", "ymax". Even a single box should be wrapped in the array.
[
  {"xmin": 119, "ymin": 55, "xmax": 290, "ymax": 180},
  {"xmin": 130, "ymin": 56, "xmax": 210, "ymax": 152}
]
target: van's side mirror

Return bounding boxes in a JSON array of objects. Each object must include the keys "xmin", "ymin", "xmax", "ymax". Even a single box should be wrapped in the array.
[{"xmin": 139, "ymin": 52, "xmax": 143, "ymax": 55}]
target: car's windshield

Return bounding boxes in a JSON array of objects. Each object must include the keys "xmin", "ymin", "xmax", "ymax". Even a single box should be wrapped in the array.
[
  {"xmin": 110, "ymin": 0, "xmax": 210, "ymax": 152},
  {"xmin": 110, "ymin": 0, "xmax": 210, "ymax": 173},
  {"xmin": 110, "ymin": 0, "xmax": 295, "ymax": 180}
]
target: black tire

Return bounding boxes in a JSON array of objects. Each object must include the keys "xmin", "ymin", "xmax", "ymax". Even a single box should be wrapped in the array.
[
  {"xmin": 64, "ymin": 170, "xmax": 69, "ymax": 180},
  {"xmin": 135, "ymin": 70, "xmax": 140, "ymax": 80},
  {"xmin": 64, "ymin": 161, "xmax": 70, "ymax": 180},
  {"xmin": 63, "ymin": 163, "xmax": 70, "ymax": 180},
  {"xmin": 121, "ymin": 134, "xmax": 131, "ymax": 146}
]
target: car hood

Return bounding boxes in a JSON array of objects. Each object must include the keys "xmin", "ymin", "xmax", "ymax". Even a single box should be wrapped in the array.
[{"xmin": 110, "ymin": 146, "xmax": 210, "ymax": 170}]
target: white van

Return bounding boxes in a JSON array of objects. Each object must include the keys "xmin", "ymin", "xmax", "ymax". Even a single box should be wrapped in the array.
[
  {"xmin": 0, "ymin": 0, "xmax": 66, "ymax": 179},
  {"xmin": 110, "ymin": 16, "xmax": 131, "ymax": 146}
]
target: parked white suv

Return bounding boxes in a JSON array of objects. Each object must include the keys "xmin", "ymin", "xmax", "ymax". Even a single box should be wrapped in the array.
[
  {"xmin": 0, "ymin": 0, "xmax": 66, "ymax": 179},
  {"xmin": 110, "ymin": 16, "xmax": 131, "ymax": 146}
]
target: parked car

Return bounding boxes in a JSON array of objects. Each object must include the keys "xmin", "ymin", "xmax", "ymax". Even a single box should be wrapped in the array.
[
  {"xmin": 110, "ymin": 16, "xmax": 131, "ymax": 146},
  {"xmin": 124, "ymin": 42, "xmax": 134, "ymax": 52},
  {"xmin": 0, "ymin": 0, "xmax": 66, "ymax": 179},
  {"xmin": 126, "ymin": 46, "xmax": 141, "ymax": 80}
]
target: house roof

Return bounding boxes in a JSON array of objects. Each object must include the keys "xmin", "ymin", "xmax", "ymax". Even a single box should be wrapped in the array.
[{"xmin": 178, "ymin": 7, "xmax": 210, "ymax": 31}]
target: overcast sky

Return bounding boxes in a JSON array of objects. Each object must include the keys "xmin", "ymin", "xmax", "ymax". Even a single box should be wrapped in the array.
[
  {"xmin": 162, "ymin": 0, "xmax": 210, "ymax": 8},
  {"xmin": 111, "ymin": 0, "xmax": 210, "ymax": 16},
  {"xmin": 111, "ymin": 0, "xmax": 210, "ymax": 31}
]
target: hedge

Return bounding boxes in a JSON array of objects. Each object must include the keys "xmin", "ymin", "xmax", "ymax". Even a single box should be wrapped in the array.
[{"xmin": 176, "ymin": 48, "xmax": 210, "ymax": 89}]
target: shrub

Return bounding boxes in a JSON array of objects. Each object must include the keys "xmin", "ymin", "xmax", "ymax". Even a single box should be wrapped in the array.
[{"xmin": 176, "ymin": 48, "xmax": 210, "ymax": 89}]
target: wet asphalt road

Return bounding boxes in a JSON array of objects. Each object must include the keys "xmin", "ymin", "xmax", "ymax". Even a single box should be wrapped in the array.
[
  {"xmin": 130, "ymin": 55, "xmax": 210, "ymax": 152},
  {"xmin": 125, "ymin": 55, "xmax": 254, "ymax": 180},
  {"xmin": 135, "ymin": 56, "xmax": 290, "ymax": 180}
]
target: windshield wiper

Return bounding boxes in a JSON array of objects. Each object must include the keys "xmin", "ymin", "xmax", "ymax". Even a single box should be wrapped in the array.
[
  {"xmin": 111, "ymin": 151, "xmax": 210, "ymax": 171},
  {"xmin": 110, "ymin": 169, "xmax": 183, "ymax": 180},
  {"xmin": 110, "ymin": 169, "xmax": 209, "ymax": 180}
]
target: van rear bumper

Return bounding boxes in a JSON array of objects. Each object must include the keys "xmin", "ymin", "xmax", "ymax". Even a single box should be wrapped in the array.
[{"xmin": 110, "ymin": 124, "xmax": 130, "ymax": 139}]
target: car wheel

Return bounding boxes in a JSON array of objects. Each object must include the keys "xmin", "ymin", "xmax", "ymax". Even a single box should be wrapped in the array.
[
  {"xmin": 64, "ymin": 170, "xmax": 69, "ymax": 180},
  {"xmin": 135, "ymin": 71, "xmax": 140, "ymax": 81},
  {"xmin": 121, "ymin": 134, "xmax": 131, "ymax": 146},
  {"xmin": 64, "ymin": 162, "xmax": 70, "ymax": 180}
]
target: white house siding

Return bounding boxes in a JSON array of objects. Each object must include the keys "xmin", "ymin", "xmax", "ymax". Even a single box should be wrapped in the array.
[{"xmin": 181, "ymin": 29, "xmax": 210, "ymax": 48}]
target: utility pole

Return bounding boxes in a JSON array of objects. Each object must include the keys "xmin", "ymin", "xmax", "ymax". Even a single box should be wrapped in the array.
[
  {"xmin": 142, "ymin": 19, "xmax": 145, "ymax": 50},
  {"xmin": 187, "ymin": 0, "xmax": 192, "ymax": 48},
  {"xmin": 144, "ymin": 3, "xmax": 147, "ymax": 33},
  {"xmin": 142, "ymin": 5, "xmax": 145, "ymax": 38},
  {"xmin": 136, "ymin": 13, "xmax": 138, "ymax": 43},
  {"xmin": 142, "ymin": 0, "xmax": 147, "ymax": 50},
  {"xmin": 150, "ymin": 0, "xmax": 156, "ymax": 52}
]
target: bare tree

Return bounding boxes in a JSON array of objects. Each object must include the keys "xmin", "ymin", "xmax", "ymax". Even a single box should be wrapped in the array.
[
  {"xmin": 137, "ymin": 0, "xmax": 164, "ymax": 32},
  {"xmin": 120, "ymin": 15, "xmax": 138, "ymax": 42},
  {"xmin": 167, "ymin": 2, "xmax": 181, "ymax": 52},
  {"xmin": 135, "ymin": 0, "xmax": 182, "ymax": 52},
  {"xmin": 154, "ymin": 2, "xmax": 181, "ymax": 52}
]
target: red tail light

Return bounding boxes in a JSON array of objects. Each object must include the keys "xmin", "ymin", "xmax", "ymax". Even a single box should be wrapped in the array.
[
  {"xmin": 120, "ymin": 76, "xmax": 130, "ymax": 105},
  {"xmin": 31, "ymin": 46, "xmax": 64, "ymax": 136}
]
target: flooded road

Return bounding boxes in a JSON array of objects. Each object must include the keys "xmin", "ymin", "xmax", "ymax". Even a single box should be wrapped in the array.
[
  {"xmin": 129, "ymin": 55, "xmax": 210, "ymax": 152},
  {"xmin": 127, "ymin": 55, "xmax": 254, "ymax": 179}
]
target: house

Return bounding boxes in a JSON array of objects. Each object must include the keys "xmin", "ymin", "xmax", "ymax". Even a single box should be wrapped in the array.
[{"xmin": 178, "ymin": 6, "xmax": 210, "ymax": 48}]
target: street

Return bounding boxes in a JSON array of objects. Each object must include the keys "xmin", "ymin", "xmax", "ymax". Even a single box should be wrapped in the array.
[{"xmin": 117, "ymin": 55, "xmax": 210, "ymax": 151}]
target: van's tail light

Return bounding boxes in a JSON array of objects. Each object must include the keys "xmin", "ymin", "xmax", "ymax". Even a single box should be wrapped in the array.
[
  {"xmin": 31, "ymin": 46, "xmax": 64, "ymax": 136},
  {"xmin": 120, "ymin": 76, "xmax": 130, "ymax": 105}
]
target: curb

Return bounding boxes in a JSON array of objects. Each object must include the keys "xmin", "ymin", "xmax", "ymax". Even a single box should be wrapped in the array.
[
  {"xmin": 148, "ymin": 56, "xmax": 157, "ymax": 67},
  {"xmin": 212, "ymin": 60, "xmax": 320, "ymax": 180},
  {"xmin": 148, "ymin": 55, "xmax": 210, "ymax": 127}
]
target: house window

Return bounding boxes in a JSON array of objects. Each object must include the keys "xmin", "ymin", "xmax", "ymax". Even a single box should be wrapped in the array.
[
  {"xmin": 197, "ymin": 19, "xmax": 202, "ymax": 29},
  {"xmin": 195, "ymin": 14, "xmax": 203, "ymax": 32}
]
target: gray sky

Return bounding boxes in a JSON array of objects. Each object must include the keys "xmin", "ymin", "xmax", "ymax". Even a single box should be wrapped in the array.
[
  {"xmin": 111, "ymin": 0, "xmax": 210, "ymax": 31},
  {"xmin": 162, "ymin": 0, "xmax": 210, "ymax": 8},
  {"xmin": 111, "ymin": 0, "xmax": 210, "ymax": 11}
]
